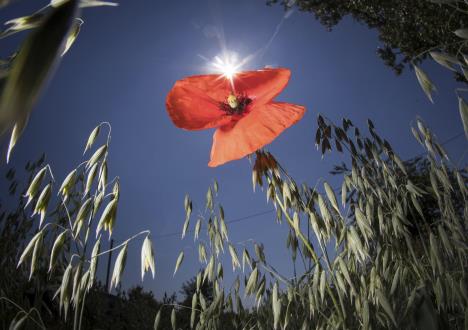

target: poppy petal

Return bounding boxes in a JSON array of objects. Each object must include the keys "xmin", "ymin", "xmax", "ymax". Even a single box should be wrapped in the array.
[
  {"xmin": 166, "ymin": 79, "xmax": 232, "ymax": 130},
  {"xmin": 177, "ymin": 73, "xmax": 231, "ymax": 102},
  {"xmin": 233, "ymin": 68, "xmax": 291, "ymax": 106},
  {"xmin": 208, "ymin": 102, "xmax": 305, "ymax": 167}
]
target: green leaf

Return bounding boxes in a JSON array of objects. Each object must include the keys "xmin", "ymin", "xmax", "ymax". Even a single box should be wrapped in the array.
[
  {"xmin": 205, "ymin": 187, "xmax": 213, "ymax": 210},
  {"xmin": 220, "ymin": 216, "xmax": 228, "ymax": 241},
  {"xmin": 458, "ymin": 97, "xmax": 468, "ymax": 139},
  {"xmin": 87, "ymin": 144, "xmax": 107, "ymax": 170},
  {"xmin": 79, "ymin": 0, "xmax": 118, "ymax": 7},
  {"xmin": 171, "ymin": 308, "xmax": 176, "ymax": 330},
  {"xmin": 390, "ymin": 267, "xmax": 400, "ymax": 295},
  {"xmin": 33, "ymin": 183, "xmax": 52, "ymax": 226},
  {"xmin": 98, "ymin": 161, "xmax": 107, "ymax": 191},
  {"xmin": 354, "ymin": 207, "xmax": 372, "ymax": 242},
  {"xmin": 25, "ymin": 166, "xmax": 47, "ymax": 206},
  {"xmin": 84, "ymin": 125, "xmax": 100, "ymax": 154},
  {"xmin": 51, "ymin": 0, "xmax": 118, "ymax": 7},
  {"xmin": 337, "ymin": 256, "xmax": 356, "ymax": 294},
  {"xmin": 96, "ymin": 198, "xmax": 117, "ymax": 236},
  {"xmin": 341, "ymin": 180, "xmax": 347, "ymax": 207},
  {"xmin": 88, "ymin": 238, "xmax": 100, "ymax": 289},
  {"xmin": 454, "ymin": 28, "xmax": 468, "ymax": 39},
  {"xmin": 319, "ymin": 270, "xmax": 326, "ymax": 302},
  {"xmin": 17, "ymin": 231, "xmax": 43, "ymax": 268},
  {"xmin": 190, "ymin": 293, "xmax": 197, "ymax": 328},
  {"xmin": 242, "ymin": 248, "xmax": 252, "ymax": 272},
  {"xmin": 228, "ymin": 244, "xmax": 240, "ymax": 271},
  {"xmin": 181, "ymin": 208, "xmax": 191, "ymax": 239},
  {"xmin": 59, "ymin": 169, "xmax": 77, "ymax": 197},
  {"xmin": 429, "ymin": 232, "xmax": 443, "ymax": 274},
  {"xmin": 245, "ymin": 267, "xmax": 258, "ymax": 296},
  {"xmin": 0, "ymin": 0, "xmax": 79, "ymax": 160},
  {"xmin": 0, "ymin": 8, "xmax": 46, "ymax": 39},
  {"xmin": 317, "ymin": 194, "xmax": 331, "ymax": 229},
  {"xmin": 363, "ymin": 300, "xmax": 369, "ymax": 329},
  {"xmin": 6, "ymin": 115, "xmax": 28, "ymax": 163},
  {"xmin": 62, "ymin": 18, "xmax": 83, "ymax": 56},
  {"xmin": 293, "ymin": 211, "xmax": 300, "ymax": 234},
  {"xmin": 194, "ymin": 218, "xmax": 201, "ymax": 241},
  {"xmin": 141, "ymin": 235, "xmax": 155, "ymax": 280},
  {"xmin": 154, "ymin": 309, "xmax": 161, "ymax": 330},
  {"xmin": 173, "ymin": 251, "xmax": 184, "ymax": 276},
  {"xmin": 74, "ymin": 198, "xmax": 91, "ymax": 232},
  {"xmin": 272, "ymin": 282, "xmax": 281, "ymax": 330},
  {"xmin": 49, "ymin": 230, "xmax": 67, "ymax": 272},
  {"xmin": 414, "ymin": 65, "xmax": 436, "ymax": 103},
  {"xmin": 29, "ymin": 231, "xmax": 44, "ymax": 279},
  {"xmin": 60, "ymin": 264, "xmax": 73, "ymax": 319},
  {"xmin": 462, "ymin": 67, "xmax": 468, "ymax": 81},
  {"xmin": 110, "ymin": 243, "xmax": 127, "ymax": 290},
  {"xmin": 10, "ymin": 312, "xmax": 28, "ymax": 330},
  {"xmin": 324, "ymin": 181, "xmax": 339, "ymax": 213},
  {"xmin": 84, "ymin": 163, "xmax": 98, "ymax": 196},
  {"xmin": 429, "ymin": 51, "xmax": 458, "ymax": 71},
  {"xmin": 376, "ymin": 289, "xmax": 397, "ymax": 326}
]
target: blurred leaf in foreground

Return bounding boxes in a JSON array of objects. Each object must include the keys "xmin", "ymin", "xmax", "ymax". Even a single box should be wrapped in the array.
[{"xmin": 0, "ymin": 0, "xmax": 80, "ymax": 162}]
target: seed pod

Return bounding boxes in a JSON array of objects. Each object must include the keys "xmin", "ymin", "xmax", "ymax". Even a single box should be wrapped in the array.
[
  {"xmin": 25, "ymin": 166, "xmax": 47, "ymax": 207},
  {"xmin": 59, "ymin": 169, "xmax": 77, "ymax": 198},
  {"xmin": 84, "ymin": 125, "xmax": 100, "ymax": 154},
  {"xmin": 154, "ymin": 309, "xmax": 161, "ymax": 330},
  {"xmin": 173, "ymin": 251, "xmax": 184, "ymax": 276},
  {"xmin": 110, "ymin": 243, "xmax": 127, "ymax": 290},
  {"xmin": 88, "ymin": 238, "xmax": 100, "ymax": 289},
  {"xmin": 84, "ymin": 163, "xmax": 98, "ymax": 196},
  {"xmin": 86, "ymin": 144, "xmax": 107, "ymax": 170},
  {"xmin": 29, "ymin": 231, "xmax": 44, "ymax": 279},
  {"xmin": 141, "ymin": 235, "xmax": 155, "ymax": 280},
  {"xmin": 49, "ymin": 230, "xmax": 68, "ymax": 273},
  {"xmin": 96, "ymin": 198, "xmax": 117, "ymax": 237},
  {"xmin": 17, "ymin": 230, "xmax": 43, "ymax": 268},
  {"xmin": 171, "ymin": 308, "xmax": 176, "ymax": 330},
  {"xmin": 33, "ymin": 183, "xmax": 52, "ymax": 227},
  {"xmin": 60, "ymin": 264, "xmax": 73, "ymax": 319},
  {"xmin": 245, "ymin": 267, "xmax": 258, "ymax": 296},
  {"xmin": 228, "ymin": 244, "xmax": 240, "ymax": 271}
]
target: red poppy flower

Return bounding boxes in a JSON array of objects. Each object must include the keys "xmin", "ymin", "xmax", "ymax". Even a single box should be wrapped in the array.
[{"xmin": 166, "ymin": 68, "xmax": 306, "ymax": 167}]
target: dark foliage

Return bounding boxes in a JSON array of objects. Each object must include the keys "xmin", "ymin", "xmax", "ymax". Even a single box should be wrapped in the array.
[
  {"xmin": 269, "ymin": 0, "xmax": 468, "ymax": 79},
  {"xmin": 0, "ymin": 155, "xmax": 49, "ymax": 329}
]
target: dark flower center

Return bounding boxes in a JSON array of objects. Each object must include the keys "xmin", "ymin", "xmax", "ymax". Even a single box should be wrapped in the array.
[{"xmin": 219, "ymin": 93, "xmax": 252, "ymax": 115}]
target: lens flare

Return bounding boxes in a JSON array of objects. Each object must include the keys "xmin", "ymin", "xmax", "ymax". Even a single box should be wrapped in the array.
[{"xmin": 211, "ymin": 51, "xmax": 243, "ymax": 90}]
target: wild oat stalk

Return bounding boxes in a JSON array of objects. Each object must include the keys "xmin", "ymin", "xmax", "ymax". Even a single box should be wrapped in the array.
[
  {"xmin": 13, "ymin": 124, "xmax": 154, "ymax": 330},
  {"xmin": 178, "ymin": 116, "xmax": 466, "ymax": 329}
]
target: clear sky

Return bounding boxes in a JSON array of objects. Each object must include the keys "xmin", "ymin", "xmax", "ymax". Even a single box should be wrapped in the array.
[{"xmin": 1, "ymin": 0, "xmax": 466, "ymax": 298}]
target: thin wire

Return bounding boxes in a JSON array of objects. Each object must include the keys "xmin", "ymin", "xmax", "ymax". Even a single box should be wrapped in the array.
[
  {"xmin": 432, "ymin": 131, "xmax": 465, "ymax": 149},
  {"xmin": 153, "ymin": 209, "xmax": 275, "ymax": 240},
  {"xmin": 139, "ymin": 131, "xmax": 467, "ymax": 242}
]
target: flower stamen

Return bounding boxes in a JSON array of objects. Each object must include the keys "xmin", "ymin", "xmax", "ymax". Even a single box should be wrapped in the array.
[{"xmin": 220, "ymin": 93, "xmax": 252, "ymax": 115}]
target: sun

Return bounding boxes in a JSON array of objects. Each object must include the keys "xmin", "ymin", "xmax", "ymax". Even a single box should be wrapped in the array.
[
  {"xmin": 220, "ymin": 62, "xmax": 236, "ymax": 81},
  {"xmin": 211, "ymin": 51, "xmax": 243, "ymax": 90}
]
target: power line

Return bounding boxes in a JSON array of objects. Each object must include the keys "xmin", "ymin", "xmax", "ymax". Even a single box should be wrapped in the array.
[
  {"xmin": 414, "ymin": 131, "xmax": 465, "ymax": 159},
  {"xmin": 149, "ymin": 130, "xmax": 466, "ymax": 241},
  {"xmin": 153, "ymin": 209, "xmax": 275, "ymax": 240},
  {"xmin": 436, "ymin": 131, "xmax": 465, "ymax": 146}
]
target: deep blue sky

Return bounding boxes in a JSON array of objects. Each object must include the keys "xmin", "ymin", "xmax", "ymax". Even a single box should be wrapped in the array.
[{"xmin": 1, "ymin": 0, "xmax": 466, "ymax": 298}]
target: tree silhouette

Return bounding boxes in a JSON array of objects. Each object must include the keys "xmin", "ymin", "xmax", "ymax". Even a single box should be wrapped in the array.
[{"xmin": 268, "ymin": 0, "xmax": 467, "ymax": 80}]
